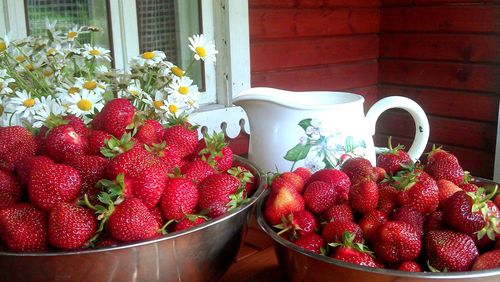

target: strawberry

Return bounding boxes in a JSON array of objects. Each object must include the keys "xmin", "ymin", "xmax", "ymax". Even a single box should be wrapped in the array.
[
  {"xmin": 341, "ymin": 157, "xmax": 378, "ymax": 184},
  {"xmin": 14, "ymin": 155, "xmax": 53, "ymax": 187},
  {"xmin": 174, "ymin": 214, "xmax": 208, "ymax": 232},
  {"xmin": 160, "ymin": 178, "xmax": 198, "ymax": 221},
  {"xmin": 425, "ymin": 158, "xmax": 464, "ymax": 186},
  {"xmin": 28, "ymin": 162, "xmax": 82, "ymax": 212},
  {"xmin": 106, "ymin": 146, "xmax": 159, "ymax": 179},
  {"xmin": 0, "ymin": 126, "xmax": 37, "ymax": 171},
  {"xmin": 64, "ymin": 155, "xmax": 108, "ymax": 203},
  {"xmin": 180, "ymin": 159, "xmax": 216, "ymax": 184},
  {"xmin": 293, "ymin": 167, "xmax": 312, "ymax": 183},
  {"xmin": 377, "ymin": 181, "xmax": 399, "ymax": 214},
  {"xmin": 358, "ymin": 209, "xmax": 388, "ymax": 242},
  {"xmin": 198, "ymin": 173, "xmax": 245, "ymax": 218},
  {"xmin": 373, "ymin": 166, "xmax": 386, "ymax": 182},
  {"xmin": 392, "ymin": 206, "xmax": 424, "ymax": 238},
  {"xmin": 195, "ymin": 131, "xmax": 233, "ymax": 172},
  {"xmin": 151, "ymin": 206, "xmax": 166, "ymax": 227},
  {"xmin": 86, "ymin": 130, "xmax": 111, "ymax": 156},
  {"xmin": 145, "ymin": 141, "xmax": 182, "ymax": 173},
  {"xmin": 376, "ymin": 138, "xmax": 411, "ymax": 175},
  {"xmin": 303, "ymin": 181, "xmax": 337, "ymax": 214},
  {"xmin": 424, "ymin": 210, "xmax": 444, "ymax": 233},
  {"xmin": 322, "ymin": 203, "xmax": 353, "ymax": 223},
  {"xmin": 45, "ymin": 124, "xmax": 87, "ymax": 162},
  {"xmin": 294, "ymin": 232, "xmax": 325, "ymax": 254},
  {"xmin": 135, "ymin": 119, "xmax": 163, "ymax": 146},
  {"xmin": 271, "ymin": 171, "xmax": 305, "ymax": 194},
  {"xmin": 306, "ymin": 169, "xmax": 351, "ymax": 203},
  {"xmin": 426, "ymin": 230, "xmax": 478, "ymax": 272},
  {"xmin": 61, "ymin": 115, "xmax": 88, "ymax": 135},
  {"xmin": 0, "ymin": 203, "xmax": 47, "ymax": 251},
  {"xmin": 329, "ymin": 232, "xmax": 378, "ymax": 268},
  {"xmin": 349, "ymin": 179, "xmax": 379, "ymax": 214},
  {"xmin": 163, "ymin": 114, "xmax": 199, "ymax": 158},
  {"xmin": 264, "ymin": 185, "xmax": 305, "ymax": 226},
  {"xmin": 132, "ymin": 163, "xmax": 168, "ymax": 209},
  {"xmin": 0, "ymin": 170, "xmax": 22, "ymax": 209},
  {"xmin": 393, "ymin": 168, "xmax": 439, "ymax": 215},
  {"xmin": 322, "ymin": 220, "xmax": 363, "ymax": 244},
  {"xmin": 472, "ymin": 249, "xmax": 500, "ymax": 270},
  {"xmin": 48, "ymin": 202, "xmax": 97, "ymax": 250},
  {"xmin": 373, "ymin": 221, "xmax": 422, "ymax": 264},
  {"xmin": 396, "ymin": 261, "xmax": 422, "ymax": 272},
  {"xmin": 228, "ymin": 165, "xmax": 256, "ymax": 196},
  {"xmin": 99, "ymin": 133, "xmax": 138, "ymax": 159},
  {"xmin": 108, "ymin": 197, "xmax": 160, "ymax": 242},
  {"xmin": 436, "ymin": 179, "xmax": 462, "ymax": 207},
  {"xmin": 275, "ymin": 210, "xmax": 317, "ymax": 239},
  {"xmin": 99, "ymin": 98, "xmax": 135, "ymax": 138},
  {"xmin": 426, "ymin": 145, "xmax": 459, "ymax": 165}
]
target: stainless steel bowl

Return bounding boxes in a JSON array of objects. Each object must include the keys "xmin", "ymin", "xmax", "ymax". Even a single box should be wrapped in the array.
[
  {"xmin": 256, "ymin": 178, "xmax": 500, "ymax": 282},
  {"xmin": 0, "ymin": 155, "xmax": 266, "ymax": 282}
]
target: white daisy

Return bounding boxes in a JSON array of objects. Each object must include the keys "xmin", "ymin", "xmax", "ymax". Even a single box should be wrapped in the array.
[
  {"xmin": 167, "ymin": 76, "xmax": 199, "ymax": 103},
  {"xmin": 45, "ymin": 44, "xmax": 64, "ymax": 57},
  {"xmin": 73, "ymin": 77, "xmax": 107, "ymax": 96},
  {"xmin": 45, "ymin": 18, "xmax": 62, "ymax": 41},
  {"xmin": 131, "ymin": 50, "xmax": 166, "ymax": 67},
  {"xmin": 188, "ymin": 34, "xmax": 218, "ymax": 63},
  {"xmin": 95, "ymin": 65, "xmax": 109, "ymax": 75},
  {"xmin": 118, "ymin": 80, "xmax": 144, "ymax": 103},
  {"xmin": 0, "ymin": 70, "xmax": 15, "ymax": 95},
  {"xmin": 82, "ymin": 44, "xmax": 111, "ymax": 62},
  {"xmin": 65, "ymin": 25, "xmax": 86, "ymax": 41},
  {"xmin": 0, "ymin": 34, "xmax": 9, "ymax": 53},
  {"xmin": 31, "ymin": 96, "xmax": 64, "ymax": 128},
  {"xmin": 158, "ymin": 61, "xmax": 174, "ymax": 77},
  {"xmin": 7, "ymin": 90, "xmax": 41, "ymax": 123},
  {"xmin": 66, "ymin": 91, "xmax": 104, "ymax": 123},
  {"xmin": 142, "ymin": 90, "xmax": 168, "ymax": 114}
]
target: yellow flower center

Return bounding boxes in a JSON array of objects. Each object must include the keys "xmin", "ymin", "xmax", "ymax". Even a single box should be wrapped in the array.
[
  {"xmin": 25, "ymin": 64, "xmax": 34, "ymax": 71},
  {"xmin": 0, "ymin": 104, "xmax": 4, "ymax": 116},
  {"xmin": 168, "ymin": 104, "xmax": 178, "ymax": 113},
  {"xmin": 0, "ymin": 41, "xmax": 6, "ymax": 52},
  {"xmin": 178, "ymin": 86, "xmax": 189, "ymax": 95},
  {"xmin": 171, "ymin": 66, "xmax": 184, "ymax": 77},
  {"xmin": 130, "ymin": 90, "xmax": 139, "ymax": 96},
  {"xmin": 68, "ymin": 87, "xmax": 80, "ymax": 94},
  {"xmin": 89, "ymin": 49, "xmax": 101, "ymax": 56},
  {"xmin": 83, "ymin": 81, "xmax": 97, "ymax": 90},
  {"xmin": 77, "ymin": 99, "xmax": 92, "ymax": 111},
  {"xmin": 15, "ymin": 55, "xmax": 26, "ymax": 62},
  {"xmin": 195, "ymin": 46, "xmax": 206, "ymax": 58},
  {"xmin": 153, "ymin": 100, "xmax": 164, "ymax": 110},
  {"xmin": 23, "ymin": 98, "xmax": 35, "ymax": 108},
  {"xmin": 0, "ymin": 82, "xmax": 3, "ymax": 89},
  {"xmin": 67, "ymin": 31, "xmax": 78, "ymax": 39},
  {"xmin": 47, "ymin": 48, "xmax": 56, "ymax": 56},
  {"xmin": 141, "ymin": 52, "xmax": 155, "ymax": 60},
  {"xmin": 42, "ymin": 68, "xmax": 53, "ymax": 77}
]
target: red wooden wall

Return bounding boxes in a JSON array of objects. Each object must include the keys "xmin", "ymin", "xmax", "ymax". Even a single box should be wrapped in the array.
[{"xmin": 243, "ymin": 0, "xmax": 499, "ymax": 179}]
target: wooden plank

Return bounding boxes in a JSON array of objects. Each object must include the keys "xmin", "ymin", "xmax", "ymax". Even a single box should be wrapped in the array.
[
  {"xmin": 378, "ymin": 59, "xmax": 500, "ymax": 93},
  {"xmin": 245, "ymin": 228, "xmax": 275, "ymax": 250},
  {"xmin": 228, "ymin": 132, "xmax": 250, "ymax": 156},
  {"xmin": 380, "ymin": 34, "xmax": 500, "ymax": 63},
  {"xmin": 380, "ymin": 6, "xmax": 500, "ymax": 33},
  {"xmin": 251, "ymin": 35, "xmax": 379, "ymax": 72},
  {"xmin": 250, "ymin": 8, "xmax": 380, "ymax": 39},
  {"xmin": 220, "ymin": 247, "xmax": 285, "ymax": 282},
  {"xmin": 235, "ymin": 244, "xmax": 260, "ymax": 262},
  {"xmin": 252, "ymin": 61, "xmax": 378, "ymax": 91},
  {"xmin": 381, "ymin": 0, "xmax": 500, "ymax": 6},
  {"xmin": 250, "ymin": 0, "xmax": 380, "ymax": 8},
  {"xmin": 374, "ymin": 134, "xmax": 495, "ymax": 179},
  {"xmin": 378, "ymin": 85, "xmax": 499, "ymax": 122},
  {"xmin": 374, "ymin": 111, "xmax": 497, "ymax": 151}
]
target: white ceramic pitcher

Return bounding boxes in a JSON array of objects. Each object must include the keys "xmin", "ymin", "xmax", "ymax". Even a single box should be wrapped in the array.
[{"xmin": 233, "ymin": 87, "xmax": 429, "ymax": 173}]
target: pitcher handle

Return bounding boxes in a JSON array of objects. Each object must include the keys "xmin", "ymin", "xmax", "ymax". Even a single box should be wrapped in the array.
[{"xmin": 365, "ymin": 96, "xmax": 429, "ymax": 161}]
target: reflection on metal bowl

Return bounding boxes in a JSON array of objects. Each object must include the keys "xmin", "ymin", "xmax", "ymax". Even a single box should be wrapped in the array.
[
  {"xmin": 256, "ymin": 177, "xmax": 500, "ymax": 282},
  {"xmin": 0, "ymin": 155, "xmax": 266, "ymax": 282}
]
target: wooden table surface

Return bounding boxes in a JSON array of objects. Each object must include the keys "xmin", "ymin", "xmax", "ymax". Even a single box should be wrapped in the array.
[{"xmin": 219, "ymin": 215, "xmax": 287, "ymax": 282}]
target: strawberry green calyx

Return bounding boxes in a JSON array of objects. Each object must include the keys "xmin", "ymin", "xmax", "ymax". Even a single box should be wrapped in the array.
[
  {"xmin": 199, "ymin": 131, "xmax": 227, "ymax": 167},
  {"xmin": 471, "ymin": 185, "xmax": 499, "ymax": 240},
  {"xmin": 96, "ymin": 173, "xmax": 127, "ymax": 204},
  {"xmin": 100, "ymin": 133, "xmax": 135, "ymax": 158},
  {"xmin": 165, "ymin": 111, "xmax": 199, "ymax": 130},
  {"xmin": 427, "ymin": 261, "xmax": 448, "ymax": 273},
  {"xmin": 328, "ymin": 231, "xmax": 374, "ymax": 257},
  {"xmin": 228, "ymin": 166, "xmax": 254, "ymax": 186},
  {"xmin": 158, "ymin": 219, "xmax": 175, "ymax": 235},
  {"xmin": 79, "ymin": 193, "xmax": 115, "ymax": 246},
  {"xmin": 385, "ymin": 136, "xmax": 405, "ymax": 155},
  {"xmin": 274, "ymin": 214, "xmax": 295, "ymax": 236},
  {"xmin": 145, "ymin": 140, "xmax": 167, "ymax": 157},
  {"xmin": 227, "ymin": 185, "xmax": 250, "ymax": 211}
]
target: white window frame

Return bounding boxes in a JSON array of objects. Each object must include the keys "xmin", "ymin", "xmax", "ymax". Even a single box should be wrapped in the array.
[{"xmin": 0, "ymin": 0, "xmax": 250, "ymax": 137}]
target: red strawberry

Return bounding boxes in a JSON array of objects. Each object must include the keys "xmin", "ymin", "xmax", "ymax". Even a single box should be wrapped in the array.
[
  {"xmin": 275, "ymin": 210, "xmax": 317, "ymax": 239},
  {"xmin": 306, "ymin": 169, "xmax": 351, "ymax": 203},
  {"xmin": 376, "ymin": 138, "xmax": 411, "ymax": 175},
  {"xmin": 64, "ymin": 155, "xmax": 108, "ymax": 203},
  {"xmin": 322, "ymin": 203, "xmax": 353, "ymax": 223},
  {"xmin": 160, "ymin": 178, "xmax": 198, "ymax": 221},
  {"xmin": 424, "ymin": 209, "xmax": 445, "ymax": 233},
  {"xmin": 106, "ymin": 146, "xmax": 159, "ymax": 179},
  {"xmin": 228, "ymin": 165, "xmax": 256, "ymax": 196},
  {"xmin": 0, "ymin": 170, "xmax": 22, "ymax": 209},
  {"xmin": 48, "ymin": 202, "xmax": 97, "ymax": 250},
  {"xmin": 145, "ymin": 141, "xmax": 182, "ymax": 173},
  {"xmin": 392, "ymin": 206, "xmax": 424, "ymax": 238},
  {"xmin": 14, "ymin": 155, "xmax": 53, "ymax": 187},
  {"xmin": 198, "ymin": 173, "xmax": 244, "ymax": 218},
  {"xmin": 28, "ymin": 163, "xmax": 82, "ymax": 212},
  {"xmin": 330, "ymin": 232, "xmax": 378, "ymax": 268},
  {"xmin": 0, "ymin": 126, "xmax": 37, "ymax": 171},
  {"xmin": 61, "ymin": 115, "xmax": 88, "ymax": 135},
  {"xmin": 151, "ymin": 206, "xmax": 166, "ymax": 227},
  {"xmin": 195, "ymin": 131, "xmax": 233, "ymax": 172},
  {"xmin": 396, "ymin": 261, "xmax": 422, "ymax": 272},
  {"xmin": 349, "ymin": 179, "xmax": 379, "ymax": 214},
  {"xmin": 293, "ymin": 167, "xmax": 312, "ymax": 183},
  {"xmin": 163, "ymin": 118, "xmax": 199, "ymax": 158},
  {"xmin": 426, "ymin": 145, "xmax": 459, "ymax": 166},
  {"xmin": 271, "ymin": 171, "xmax": 305, "ymax": 194},
  {"xmin": 100, "ymin": 98, "xmax": 135, "ymax": 138},
  {"xmin": 132, "ymin": 163, "xmax": 168, "ymax": 209},
  {"xmin": 443, "ymin": 189, "xmax": 490, "ymax": 236},
  {"xmin": 341, "ymin": 157, "xmax": 378, "ymax": 184},
  {"xmin": 303, "ymin": 181, "xmax": 337, "ymax": 214},
  {"xmin": 358, "ymin": 209, "xmax": 388, "ymax": 242},
  {"xmin": 86, "ymin": 130, "xmax": 111, "ymax": 156},
  {"xmin": 322, "ymin": 220, "xmax": 363, "ymax": 244},
  {"xmin": 294, "ymin": 232, "xmax": 325, "ymax": 254},
  {"xmin": 264, "ymin": 185, "xmax": 305, "ymax": 226},
  {"xmin": 0, "ymin": 203, "xmax": 47, "ymax": 251},
  {"xmin": 426, "ymin": 158, "xmax": 464, "ymax": 186},
  {"xmin": 472, "ymin": 249, "xmax": 500, "ymax": 270},
  {"xmin": 108, "ymin": 197, "xmax": 160, "ymax": 242},
  {"xmin": 135, "ymin": 119, "xmax": 163, "ymax": 146},
  {"xmin": 174, "ymin": 214, "xmax": 208, "ymax": 232},
  {"xmin": 377, "ymin": 181, "xmax": 399, "ymax": 214},
  {"xmin": 426, "ymin": 230, "xmax": 478, "ymax": 272},
  {"xmin": 436, "ymin": 179, "xmax": 462, "ymax": 207},
  {"xmin": 393, "ymin": 169, "xmax": 439, "ymax": 215},
  {"xmin": 373, "ymin": 221, "xmax": 421, "ymax": 264},
  {"xmin": 181, "ymin": 159, "xmax": 216, "ymax": 184},
  {"xmin": 45, "ymin": 124, "xmax": 87, "ymax": 162}
]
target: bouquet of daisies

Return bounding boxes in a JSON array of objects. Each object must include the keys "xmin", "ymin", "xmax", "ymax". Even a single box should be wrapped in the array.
[{"xmin": 0, "ymin": 20, "xmax": 217, "ymax": 128}]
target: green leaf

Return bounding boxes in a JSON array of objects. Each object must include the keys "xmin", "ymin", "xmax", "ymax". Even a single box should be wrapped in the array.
[
  {"xmin": 344, "ymin": 136, "xmax": 355, "ymax": 153},
  {"xmin": 298, "ymin": 118, "xmax": 313, "ymax": 131},
  {"xmin": 284, "ymin": 143, "xmax": 312, "ymax": 162}
]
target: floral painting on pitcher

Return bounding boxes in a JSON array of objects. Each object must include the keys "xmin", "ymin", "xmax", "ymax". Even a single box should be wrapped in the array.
[{"xmin": 284, "ymin": 118, "xmax": 367, "ymax": 172}]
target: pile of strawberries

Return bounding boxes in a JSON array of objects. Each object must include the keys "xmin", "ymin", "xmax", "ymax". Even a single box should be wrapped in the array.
[
  {"xmin": 264, "ymin": 143, "xmax": 500, "ymax": 272},
  {"xmin": 0, "ymin": 98, "xmax": 256, "ymax": 252}
]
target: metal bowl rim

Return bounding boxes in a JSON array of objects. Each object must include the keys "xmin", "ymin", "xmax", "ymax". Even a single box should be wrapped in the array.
[
  {"xmin": 256, "ymin": 187, "xmax": 500, "ymax": 279},
  {"xmin": 0, "ymin": 155, "xmax": 266, "ymax": 257}
]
